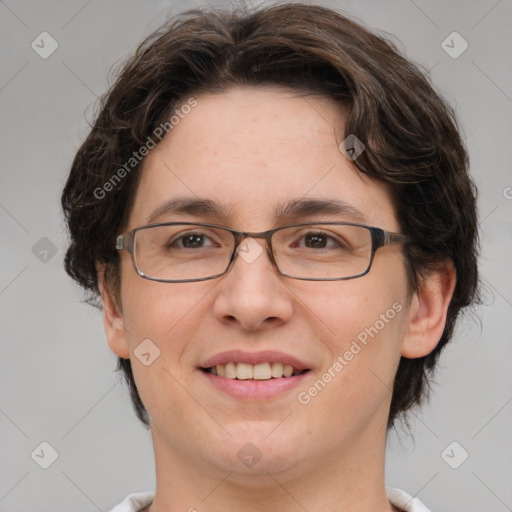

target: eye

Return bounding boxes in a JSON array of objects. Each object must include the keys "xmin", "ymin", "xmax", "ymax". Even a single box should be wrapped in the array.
[
  {"xmin": 294, "ymin": 231, "xmax": 347, "ymax": 250},
  {"xmin": 168, "ymin": 231, "xmax": 218, "ymax": 249}
]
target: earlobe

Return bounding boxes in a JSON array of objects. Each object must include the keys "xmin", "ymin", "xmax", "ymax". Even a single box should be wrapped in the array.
[
  {"xmin": 97, "ymin": 264, "xmax": 130, "ymax": 359},
  {"xmin": 401, "ymin": 261, "xmax": 456, "ymax": 359}
]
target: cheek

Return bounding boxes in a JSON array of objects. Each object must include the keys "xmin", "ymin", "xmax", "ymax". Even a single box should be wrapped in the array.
[
  {"xmin": 294, "ymin": 260, "xmax": 408, "ymax": 419},
  {"xmin": 294, "ymin": 257, "xmax": 407, "ymax": 353},
  {"xmin": 294, "ymin": 296, "xmax": 406, "ymax": 442},
  {"xmin": 120, "ymin": 275, "xmax": 217, "ymax": 430},
  {"xmin": 317, "ymin": 283, "xmax": 405, "ymax": 387},
  {"xmin": 120, "ymin": 264, "xmax": 209, "ymax": 343},
  {"xmin": 119, "ymin": 269, "xmax": 214, "ymax": 387}
]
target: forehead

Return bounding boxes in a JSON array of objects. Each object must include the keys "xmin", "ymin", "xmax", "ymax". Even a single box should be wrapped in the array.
[{"xmin": 127, "ymin": 86, "xmax": 399, "ymax": 231}]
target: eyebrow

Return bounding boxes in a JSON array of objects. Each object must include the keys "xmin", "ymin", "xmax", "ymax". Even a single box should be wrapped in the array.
[
  {"xmin": 275, "ymin": 198, "xmax": 367, "ymax": 223},
  {"xmin": 146, "ymin": 197, "xmax": 233, "ymax": 224},
  {"xmin": 145, "ymin": 196, "xmax": 368, "ymax": 225}
]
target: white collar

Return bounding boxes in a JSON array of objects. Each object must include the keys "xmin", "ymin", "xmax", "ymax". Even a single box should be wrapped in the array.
[{"xmin": 109, "ymin": 488, "xmax": 431, "ymax": 512}]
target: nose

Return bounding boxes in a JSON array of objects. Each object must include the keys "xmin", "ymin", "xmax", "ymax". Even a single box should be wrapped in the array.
[{"xmin": 212, "ymin": 237, "xmax": 294, "ymax": 331}]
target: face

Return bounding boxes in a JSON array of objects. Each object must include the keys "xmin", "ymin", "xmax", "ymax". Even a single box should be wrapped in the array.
[{"xmin": 106, "ymin": 86, "xmax": 413, "ymax": 478}]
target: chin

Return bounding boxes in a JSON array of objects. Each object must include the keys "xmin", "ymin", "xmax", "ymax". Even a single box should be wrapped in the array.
[{"xmin": 203, "ymin": 428, "xmax": 310, "ymax": 477}]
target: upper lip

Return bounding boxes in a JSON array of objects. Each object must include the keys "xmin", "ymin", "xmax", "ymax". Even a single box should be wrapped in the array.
[{"xmin": 200, "ymin": 350, "xmax": 310, "ymax": 371}]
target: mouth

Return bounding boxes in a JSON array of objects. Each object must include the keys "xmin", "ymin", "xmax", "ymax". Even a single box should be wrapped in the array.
[{"xmin": 198, "ymin": 350, "xmax": 312, "ymax": 399}]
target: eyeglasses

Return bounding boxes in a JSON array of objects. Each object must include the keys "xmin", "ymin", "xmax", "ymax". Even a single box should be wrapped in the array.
[{"xmin": 115, "ymin": 221, "xmax": 409, "ymax": 283}]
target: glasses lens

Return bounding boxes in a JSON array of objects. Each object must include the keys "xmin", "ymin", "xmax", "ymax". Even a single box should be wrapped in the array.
[
  {"xmin": 272, "ymin": 224, "xmax": 372, "ymax": 279},
  {"xmin": 133, "ymin": 224, "xmax": 233, "ymax": 281}
]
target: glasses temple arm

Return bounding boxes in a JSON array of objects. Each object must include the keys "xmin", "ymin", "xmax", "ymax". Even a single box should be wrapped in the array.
[{"xmin": 385, "ymin": 232, "xmax": 409, "ymax": 245}]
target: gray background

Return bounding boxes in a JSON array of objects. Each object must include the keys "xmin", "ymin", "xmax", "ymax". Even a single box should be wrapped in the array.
[{"xmin": 1, "ymin": 0, "xmax": 511, "ymax": 510}]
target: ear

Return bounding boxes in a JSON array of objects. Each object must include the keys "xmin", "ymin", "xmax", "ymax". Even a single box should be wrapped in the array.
[
  {"xmin": 401, "ymin": 260, "xmax": 456, "ymax": 358},
  {"xmin": 97, "ymin": 264, "xmax": 130, "ymax": 359}
]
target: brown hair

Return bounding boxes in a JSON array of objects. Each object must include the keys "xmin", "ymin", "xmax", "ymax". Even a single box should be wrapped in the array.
[{"xmin": 61, "ymin": 2, "xmax": 480, "ymax": 429}]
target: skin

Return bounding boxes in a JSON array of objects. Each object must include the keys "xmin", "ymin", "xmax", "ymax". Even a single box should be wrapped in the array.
[{"xmin": 98, "ymin": 86, "xmax": 455, "ymax": 512}]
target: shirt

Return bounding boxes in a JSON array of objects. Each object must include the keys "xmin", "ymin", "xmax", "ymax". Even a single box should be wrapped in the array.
[{"xmin": 109, "ymin": 488, "xmax": 431, "ymax": 511}]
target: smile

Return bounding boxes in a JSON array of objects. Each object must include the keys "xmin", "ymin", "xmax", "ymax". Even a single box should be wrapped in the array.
[
  {"xmin": 199, "ymin": 351, "xmax": 312, "ymax": 399},
  {"xmin": 202, "ymin": 362, "xmax": 308, "ymax": 380}
]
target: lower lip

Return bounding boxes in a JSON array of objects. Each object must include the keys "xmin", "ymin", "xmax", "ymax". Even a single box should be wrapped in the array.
[{"xmin": 200, "ymin": 369, "xmax": 311, "ymax": 399}]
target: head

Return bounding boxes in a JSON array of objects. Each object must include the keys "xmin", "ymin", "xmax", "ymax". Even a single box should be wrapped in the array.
[{"xmin": 61, "ymin": 2, "xmax": 479, "ymax": 472}]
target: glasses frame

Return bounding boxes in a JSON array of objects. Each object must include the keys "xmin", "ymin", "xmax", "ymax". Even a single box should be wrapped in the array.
[{"xmin": 115, "ymin": 221, "xmax": 409, "ymax": 283}]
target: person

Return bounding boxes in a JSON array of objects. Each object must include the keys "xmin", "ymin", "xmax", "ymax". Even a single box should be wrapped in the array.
[{"xmin": 61, "ymin": 2, "xmax": 479, "ymax": 511}]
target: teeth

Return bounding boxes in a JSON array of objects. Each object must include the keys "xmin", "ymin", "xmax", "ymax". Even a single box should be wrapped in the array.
[
  {"xmin": 208, "ymin": 362, "xmax": 302, "ymax": 380},
  {"xmin": 225, "ymin": 362, "xmax": 237, "ymax": 379},
  {"xmin": 271, "ymin": 362, "xmax": 283, "ymax": 378},
  {"xmin": 253, "ymin": 363, "xmax": 271, "ymax": 380},
  {"xmin": 236, "ymin": 363, "xmax": 253, "ymax": 380}
]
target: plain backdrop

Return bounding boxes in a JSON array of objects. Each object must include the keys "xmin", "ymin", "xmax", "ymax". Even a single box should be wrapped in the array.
[{"xmin": 1, "ymin": 0, "xmax": 511, "ymax": 511}]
